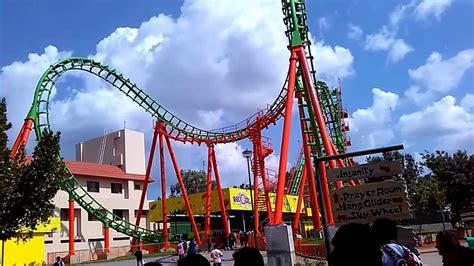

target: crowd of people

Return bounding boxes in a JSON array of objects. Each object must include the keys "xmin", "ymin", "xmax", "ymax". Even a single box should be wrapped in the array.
[
  {"xmin": 330, "ymin": 218, "xmax": 474, "ymax": 266},
  {"xmin": 133, "ymin": 217, "xmax": 473, "ymax": 266}
]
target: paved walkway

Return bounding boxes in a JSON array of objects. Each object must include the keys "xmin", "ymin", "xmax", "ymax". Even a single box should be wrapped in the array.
[{"xmin": 80, "ymin": 249, "xmax": 442, "ymax": 266}]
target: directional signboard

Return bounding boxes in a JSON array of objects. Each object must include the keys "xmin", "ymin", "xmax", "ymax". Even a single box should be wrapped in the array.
[
  {"xmin": 327, "ymin": 160, "xmax": 402, "ymax": 183},
  {"xmin": 331, "ymin": 180, "xmax": 411, "ymax": 226}
]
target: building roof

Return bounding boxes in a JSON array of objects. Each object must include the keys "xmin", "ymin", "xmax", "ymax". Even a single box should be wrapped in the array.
[{"xmin": 65, "ymin": 160, "xmax": 154, "ymax": 182}]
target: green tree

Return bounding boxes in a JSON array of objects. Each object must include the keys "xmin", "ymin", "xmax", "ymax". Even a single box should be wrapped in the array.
[
  {"xmin": 0, "ymin": 98, "xmax": 66, "ymax": 242},
  {"xmin": 410, "ymin": 174, "xmax": 445, "ymax": 215},
  {"xmin": 169, "ymin": 169, "xmax": 217, "ymax": 197},
  {"xmin": 421, "ymin": 150, "xmax": 474, "ymax": 223}
]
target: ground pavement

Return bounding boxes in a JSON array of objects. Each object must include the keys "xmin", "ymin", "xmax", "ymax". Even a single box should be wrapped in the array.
[{"xmin": 80, "ymin": 250, "xmax": 442, "ymax": 266}]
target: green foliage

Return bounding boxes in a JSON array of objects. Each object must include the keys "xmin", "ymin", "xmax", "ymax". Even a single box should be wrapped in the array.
[
  {"xmin": 421, "ymin": 150, "xmax": 474, "ymax": 222},
  {"xmin": 410, "ymin": 174, "xmax": 445, "ymax": 215},
  {"xmin": 169, "ymin": 169, "xmax": 217, "ymax": 197},
  {"xmin": 0, "ymin": 98, "xmax": 66, "ymax": 241}
]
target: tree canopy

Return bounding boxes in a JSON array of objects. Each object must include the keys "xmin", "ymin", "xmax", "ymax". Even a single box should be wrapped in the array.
[
  {"xmin": 0, "ymin": 98, "xmax": 66, "ymax": 241},
  {"xmin": 366, "ymin": 150, "xmax": 473, "ymax": 223},
  {"xmin": 169, "ymin": 169, "xmax": 217, "ymax": 197}
]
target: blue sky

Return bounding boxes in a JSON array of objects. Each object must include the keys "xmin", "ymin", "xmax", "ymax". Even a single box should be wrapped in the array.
[{"xmin": 1, "ymin": 0, "xmax": 473, "ymax": 199}]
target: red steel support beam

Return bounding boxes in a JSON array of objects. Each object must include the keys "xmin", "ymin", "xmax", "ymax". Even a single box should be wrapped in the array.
[
  {"xmin": 295, "ymin": 47, "xmax": 341, "ymax": 218},
  {"xmin": 104, "ymin": 226, "xmax": 110, "ymax": 253},
  {"xmin": 274, "ymin": 48, "xmax": 298, "ymax": 224},
  {"xmin": 204, "ymin": 146, "xmax": 213, "ymax": 243},
  {"xmin": 258, "ymin": 152, "xmax": 273, "ymax": 224},
  {"xmin": 293, "ymin": 167, "xmax": 307, "ymax": 233},
  {"xmin": 210, "ymin": 145, "xmax": 230, "ymax": 237},
  {"xmin": 252, "ymin": 150, "xmax": 260, "ymax": 234},
  {"xmin": 10, "ymin": 118, "xmax": 34, "ymax": 158},
  {"xmin": 133, "ymin": 122, "xmax": 159, "ymax": 246},
  {"xmin": 318, "ymin": 161, "xmax": 334, "ymax": 225},
  {"xmin": 159, "ymin": 131, "xmax": 169, "ymax": 247},
  {"xmin": 68, "ymin": 197, "xmax": 75, "ymax": 256},
  {"xmin": 297, "ymin": 101, "xmax": 322, "ymax": 231},
  {"xmin": 164, "ymin": 135, "xmax": 201, "ymax": 244}
]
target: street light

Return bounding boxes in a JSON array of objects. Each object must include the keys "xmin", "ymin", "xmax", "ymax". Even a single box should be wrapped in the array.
[{"xmin": 242, "ymin": 149, "xmax": 258, "ymax": 248}]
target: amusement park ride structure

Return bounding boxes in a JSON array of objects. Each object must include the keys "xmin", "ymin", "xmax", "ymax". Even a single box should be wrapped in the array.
[{"xmin": 10, "ymin": 0, "xmax": 357, "ymax": 256}]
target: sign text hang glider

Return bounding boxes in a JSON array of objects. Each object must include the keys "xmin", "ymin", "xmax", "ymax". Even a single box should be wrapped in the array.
[{"xmin": 327, "ymin": 159, "xmax": 402, "ymax": 182}]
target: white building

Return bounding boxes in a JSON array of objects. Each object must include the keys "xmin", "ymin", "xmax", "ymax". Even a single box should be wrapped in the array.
[{"xmin": 45, "ymin": 129, "xmax": 154, "ymax": 255}]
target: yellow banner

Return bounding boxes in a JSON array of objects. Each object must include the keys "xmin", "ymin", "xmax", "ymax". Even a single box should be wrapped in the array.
[{"xmin": 149, "ymin": 187, "xmax": 302, "ymax": 222}]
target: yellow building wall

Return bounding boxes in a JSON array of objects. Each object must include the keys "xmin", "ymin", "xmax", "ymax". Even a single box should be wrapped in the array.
[
  {"xmin": 1, "ymin": 233, "xmax": 45, "ymax": 266},
  {"xmin": 149, "ymin": 188, "xmax": 303, "ymax": 222},
  {"xmin": 0, "ymin": 217, "xmax": 60, "ymax": 266}
]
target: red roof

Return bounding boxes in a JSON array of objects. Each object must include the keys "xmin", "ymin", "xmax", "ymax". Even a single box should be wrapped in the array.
[{"xmin": 65, "ymin": 160, "xmax": 154, "ymax": 182}]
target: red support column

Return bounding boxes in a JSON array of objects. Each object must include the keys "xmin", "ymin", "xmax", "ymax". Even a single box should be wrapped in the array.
[
  {"xmin": 293, "ymin": 167, "xmax": 307, "ymax": 233},
  {"xmin": 159, "ymin": 132, "xmax": 169, "ymax": 248},
  {"xmin": 296, "ymin": 88, "xmax": 322, "ymax": 231},
  {"xmin": 68, "ymin": 197, "xmax": 75, "ymax": 256},
  {"xmin": 164, "ymin": 135, "xmax": 201, "ymax": 244},
  {"xmin": 210, "ymin": 145, "xmax": 230, "ymax": 237},
  {"xmin": 204, "ymin": 146, "xmax": 213, "ymax": 243},
  {"xmin": 258, "ymin": 155, "xmax": 273, "ymax": 224},
  {"xmin": 274, "ymin": 49, "xmax": 298, "ymax": 224},
  {"xmin": 318, "ymin": 161, "xmax": 334, "ymax": 225},
  {"xmin": 295, "ymin": 47, "xmax": 342, "ymax": 218},
  {"xmin": 133, "ymin": 122, "xmax": 159, "ymax": 246},
  {"xmin": 10, "ymin": 118, "xmax": 34, "ymax": 157},
  {"xmin": 104, "ymin": 226, "xmax": 110, "ymax": 253},
  {"xmin": 252, "ymin": 151, "xmax": 260, "ymax": 234}
]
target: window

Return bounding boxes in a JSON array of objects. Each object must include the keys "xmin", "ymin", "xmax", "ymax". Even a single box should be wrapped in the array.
[
  {"xmin": 111, "ymin": 183, "xmax": 122, "ymax": 194},
  {"xmin": 113, "ymin": 209, "xmax": 124, "ymax": 220},
  {"xmin": 134, "ymin": 210, "xmax": 148, "ymax": 218},
  {"xmin": 134, "ymin": 182, "xmax": 141, "ymax": 190},
  {"xmin": 60, "ymin": 209, "xmax": 69, "ymax": 221},
  {"xmin": 88, "ymin": 213, "xmax": 98, "ymax": 221},
  {"xmin": 87, "ymin": 181, "xmax": 100, "ymax": 192}
]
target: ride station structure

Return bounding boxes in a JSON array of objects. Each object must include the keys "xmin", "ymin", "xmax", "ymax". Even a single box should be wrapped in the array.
[{"xmin": 10, "ymin": 0, "xmax": 358, "ymax": 256}]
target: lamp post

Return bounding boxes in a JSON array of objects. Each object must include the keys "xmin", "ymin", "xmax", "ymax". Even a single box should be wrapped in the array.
[{"xmin": 242, "ymin": 149, "xmax": 258, "ymax": 248}]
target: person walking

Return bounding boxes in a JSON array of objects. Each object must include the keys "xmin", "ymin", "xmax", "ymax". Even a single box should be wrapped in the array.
[
  {"xmin": 134, "ymin": 246, "xmax": 144, "ymax": 266},
  {"xmin": 53, "ymin": 256, "xmax": 65, "ymax": 266},
  {"xmin": 188, "ymin": 237, "xmax": 197, "ymax": 255},
  {"xmin": 436, "ymin": 230, "xmax": 474, "ymax": 266},
  {"xmin": 372, "ymin": 218, "xmax": 421, "ymax": 266},
  {"xmin": 210, "ymin": 246, "xmax": 224, "ymax": 266},
  {"xmin": 177, "ymin": 241, "xmax": 185, "ymax": 260}
]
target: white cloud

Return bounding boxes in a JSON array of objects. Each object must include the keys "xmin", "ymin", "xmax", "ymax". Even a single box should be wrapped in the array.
[
  {"xmin": 318, "ymin": 17, "xmax": 330, "ymax": 33},
  {"xmin": 347, "ymin": 24, "xmax": 363, "ymax": 40},
  {"xmin": 388, "ymin": 39, "xmax": 414, "ymax": 63},
  {"xmin": 312, "ymin": 41, "xmax": 354, "ymax": 83},
  {"xmin": 365, "ymin": 26, "xmax": 395, "ymax": 51},
  {"xmin": 461, "ymin": 93, "xmax": 474, "ymax": 112},
  {"xmin": 389, "ymin": 1, "xmax": 416, "ymax": 26},
  {"xmin": 414, "ymin": 0, "xmax": 453, "ymax": 21},
  {"xmin": 0, "ymin": 46, "xmax": 71, "ymax": 149},
  {"xmin": 398, "ymin": 95, "xmax": 474, "ymax": 152},
  {"xmin": 364, "ymin": 26, "xmax": 412, "ymax": 63},
  {"xmin": 348, "ymin": 88, "xmax": 399, "ymax": 150},
  {"xmin": 408, "ymin": 49, "xmax": 474, "ymax": 93},
  {"xmin": 4, "ymin": 0, "xmax": 357, "ymax": 188}
]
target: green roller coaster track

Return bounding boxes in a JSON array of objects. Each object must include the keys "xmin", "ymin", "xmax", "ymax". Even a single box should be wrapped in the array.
[{"xmin": 23, "ymin": 0, "xmax": 341, "ymax": 242}]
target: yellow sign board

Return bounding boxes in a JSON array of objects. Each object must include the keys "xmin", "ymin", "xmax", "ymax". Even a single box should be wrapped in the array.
[{"xmin": 149, "ymin": 187, "xmax": 301, "ymax": 222}]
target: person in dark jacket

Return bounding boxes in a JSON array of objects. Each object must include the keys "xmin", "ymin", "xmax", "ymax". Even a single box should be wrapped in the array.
[
  {"xmin": 134, "ymin": 246, "xmax": 143, "ymax": 266},
  {"xmin": 436, "ymin": 230, "xmax": 474, "ymax": 266}
]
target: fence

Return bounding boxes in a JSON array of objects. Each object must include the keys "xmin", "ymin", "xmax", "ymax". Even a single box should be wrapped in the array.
[
  {"xmin": 293, "ymin": 239, "xmax": 326, "ymax": 259},
  {"xmin": 46, "ymin": 242, "xmax": 176, "ymax": 264}
]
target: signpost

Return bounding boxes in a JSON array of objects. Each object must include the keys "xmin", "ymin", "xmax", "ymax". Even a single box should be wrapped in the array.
[
  {"xmin": 327, "ymin": 160, "xmax": 402, "ymax": 182},
  {"xmin": 331, "ymin": 180, "xmax": 411, "ymax": 226}
]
